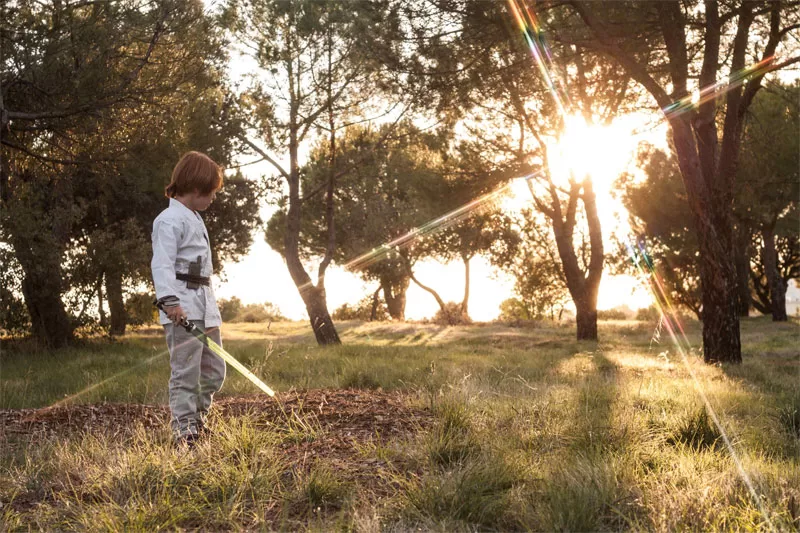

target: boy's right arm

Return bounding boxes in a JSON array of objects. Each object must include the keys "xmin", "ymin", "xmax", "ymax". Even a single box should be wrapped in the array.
[{"xmin": 152, "ymin": 219, "xmax": 186, "ymax": 324}]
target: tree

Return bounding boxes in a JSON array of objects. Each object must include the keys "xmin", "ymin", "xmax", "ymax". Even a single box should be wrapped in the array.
[
  {"xmin": 420, "ymin": 142, "xmax": 521, "ymax": 320},
  {"xmin": 622, "ymin": 83, "xmax": 799, "ymax": 322},
  {"xmin": 619, "ymin": 147, "xmax": 703, "ymax": 319},
  {"xmin": 736, "ymin": 83, "xmax": 800, "ymax": 321},
  {"xmin": 225, "ymin": 0, "xmax": 408, "ymax": 344},
  {"xmin": 1, "ymin": 0, "xmax": 242, "ymax": 346},
  {"xmin": 266, "ymin": 122, "xmax": 446, "ymax": 321},
  {"xmin": 561, "ymin": 0, "xmax": 800, "ymax": 362},
  {"xmin": 496, "ymin": 210, "xmax": 569, "ymax": 321},
  {"xmin": 404, "ymin": 1, "xmax": 635, "ymax": 340}
]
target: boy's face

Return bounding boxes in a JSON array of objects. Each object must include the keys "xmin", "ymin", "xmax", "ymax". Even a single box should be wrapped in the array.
[{"xmin": 191, "ymin": 190, "xmax": 217, "ymax": 211}]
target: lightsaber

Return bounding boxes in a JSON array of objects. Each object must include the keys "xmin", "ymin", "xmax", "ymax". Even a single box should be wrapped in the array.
[{"xmin": 155, "ymin": 301, "xmax": 276, "ymax": 397}]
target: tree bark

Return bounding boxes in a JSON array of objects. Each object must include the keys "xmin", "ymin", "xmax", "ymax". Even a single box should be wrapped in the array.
[
  {"xmin": 105, "ymin": 268, "xmax": 127, "ymax": 336},
  {"xmin": 669, "ymin": 120, "xmax": 741, "ymax": 363},
  {"xmin": 381, "ymin": 274, "xmax": 409, "ymax": 321},
  {"xmin": 762, "ymin": 225, "xmax": 788, "ymax": 321},
  {"xmin": 733, "ymin": 225, "xmax": 751, "ymax": 317},
  {"xmin": 575, "ymin": 301, "xmax": 598, "ymax": 341},
  {"xmin": 546, "ymin": 179, "xmax": 603, "ymax": 341},
  {"xmin": 97, "ymin": 274, "xmax": 107, "ymax": 327},
  {"xmin": 282, "ymin": 40, "xmax": 340, "ymax": 346}
]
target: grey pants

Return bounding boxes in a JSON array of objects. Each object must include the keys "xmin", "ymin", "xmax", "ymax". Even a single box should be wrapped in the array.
[{"xmin": 164, "ymin": 321, "xmax": 226, "ymax": 438}]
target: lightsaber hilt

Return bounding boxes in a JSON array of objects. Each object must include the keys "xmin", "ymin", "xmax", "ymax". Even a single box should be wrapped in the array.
[{"xmin": 154, "ymin": 299, "xmax": 194, "ymax": 332}]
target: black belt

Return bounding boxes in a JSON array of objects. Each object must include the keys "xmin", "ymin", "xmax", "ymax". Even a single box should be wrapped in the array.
[{"xmin": 176, "ymin": 273, "xmax": 210, "ymax": 287}]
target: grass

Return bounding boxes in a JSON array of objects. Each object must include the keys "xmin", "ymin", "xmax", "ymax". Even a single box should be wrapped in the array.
[{"xmin": 1, "ymin": 316, "xmax": 799, "ymax": 530}]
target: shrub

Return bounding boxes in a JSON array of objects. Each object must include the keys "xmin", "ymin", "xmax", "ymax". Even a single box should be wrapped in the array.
[
  {"xmin": 597, "ymin": 306, "xmax": 633, "ymax": 320},
  {"xmin": 433, "ymin": 302, "xmax": 471, "ymax": 326},
  {"xmin": 333, "ymin": 295, "xmax": 388, "ymax": 321},
  {"xmin": 125, "ymin": 293, "xmax": 158, "ymax": 325},
  {"xmin": 636, "ymin": 305, "xmax": 661, "ymax": 322},
  {"xmin": 234, "ymin": 302, "xmax": 286, "ymax": 323}
]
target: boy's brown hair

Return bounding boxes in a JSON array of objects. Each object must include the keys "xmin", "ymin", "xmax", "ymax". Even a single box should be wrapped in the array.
[{"xmin": 165, "ymin": 151, "xmax": 223, "ymax": 198}]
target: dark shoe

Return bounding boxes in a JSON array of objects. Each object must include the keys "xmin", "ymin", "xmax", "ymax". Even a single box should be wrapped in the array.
[
  {"xmin": 175, "ymin": 432, "xmax": 199, "ymax": 450},
  {"xmin": 197, "ymin": 419, "xmax": 214, "ymax": 439}
]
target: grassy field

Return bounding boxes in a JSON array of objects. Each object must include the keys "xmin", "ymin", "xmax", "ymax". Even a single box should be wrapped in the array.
[{"xmin": 1, "ymin": 317, "xmax": 799, "ymax": 531}]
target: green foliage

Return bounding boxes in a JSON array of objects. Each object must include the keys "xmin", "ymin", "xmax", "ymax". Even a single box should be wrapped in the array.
[
  {"xmin": 432, "ymin": 302, "xmax": 472, "ymax": 326},
  {"xmin": 218, "ymin": 297, "xmax": 286, "ymax": 323},
  {"xmin": 332, "ymin": 295, "xmax": 388, "ymax": 322},
  {"xmin": 636, "ymin": 305, "xmax": 661, "ymax": 322},
  {"xmin": 0, "ymin": 248, "xmax": 30, "ymax": 335},
  {"xmin": 496, "ymin": 211, "xmax": 569, "ymax": 320},
  {"xmin": 124, "ymin": 293, "xmax": 158, "ymax": 326},
  {"xmin": 1, "ymin": 0, "xmax": 259, "ymax": 343},
  {"xmin": 218, "ymin": 297, "xmax": 244, "ymax": 322}
]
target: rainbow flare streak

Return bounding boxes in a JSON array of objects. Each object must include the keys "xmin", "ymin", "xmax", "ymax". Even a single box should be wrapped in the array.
[
  {"xmin": 295, "ymin": 175, "xmax": 539, "ymax": 296},
  {"xmin": 626, "ymin": 242, "xmax": 775, "ymax": 529},
  {"xmin": 662, "ymin": 57, "xmax": 776, "ymax": 120},
  {"xmin": 507, "ymin": 0, "xmax": 570, "ymax": 117}
]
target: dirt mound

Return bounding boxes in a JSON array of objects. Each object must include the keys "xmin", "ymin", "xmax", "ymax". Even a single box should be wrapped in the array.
[
  {"xmin": 1, "ymin": 390, "xmax": 432, "ymax": 489},
  {"xmin": 1, "ymin": 389, "xmax": 430, "ymax": 439}
]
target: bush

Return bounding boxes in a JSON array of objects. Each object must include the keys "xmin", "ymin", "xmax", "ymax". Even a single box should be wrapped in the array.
[
  {"xmin": 433, "ymin": 302, "xmax": 471, "ymax": 326},
  {"xmin": 125, "ymin": 293, "xmax": 158, "ymax": 326},
  {"xmin": 597, "ymin": 306, "xmax": 634, "ymax": 320},
  {"xmin": 218, "ymin": 297, "xmax": 243, "ymax": 322},
  {"xmin": 234, "ymin": 302, "xmax": 286, "ymax": 323},
  {"xmin": 333, "ymin": 295, "xmax": 388, "ymax": 321},
  {"xmin": 498, "ymin": 298, "xmax": 532, "ymax": 321},
  {"xmin": 635, "ymin": 305, "xmax": 661, "ymax": 322},
  {"xmin": 218, "ymin": 298, "xmax": 286, "ymax": 323},
  {"xmin": 0, "ymin": 287, "xmax": 30, "ymax": 336}
]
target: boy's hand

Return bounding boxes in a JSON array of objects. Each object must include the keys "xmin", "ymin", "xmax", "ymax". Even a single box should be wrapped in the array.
[{"xmin": 165, "ymin": 305, "xmax": 187, "ymax": 325}]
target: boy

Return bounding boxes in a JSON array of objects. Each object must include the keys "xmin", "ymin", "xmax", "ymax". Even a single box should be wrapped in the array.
[{"xmin": 151, "ymin": 151, "xmax": 226, "ymax": 447}]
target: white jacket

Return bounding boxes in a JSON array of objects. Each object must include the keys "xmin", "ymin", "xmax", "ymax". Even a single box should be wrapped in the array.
[{"xmin": 151, "ymin": 198, "xmax": 222, "ymax": 327}]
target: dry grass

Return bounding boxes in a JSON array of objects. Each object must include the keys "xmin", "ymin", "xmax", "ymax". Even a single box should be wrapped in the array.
[{"xmin": 1, "ymin": 316, "xmax": 798, "ymax": 530}]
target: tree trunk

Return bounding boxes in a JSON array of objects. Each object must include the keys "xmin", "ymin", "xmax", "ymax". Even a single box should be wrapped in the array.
[
  {"xmin": 575, "ymin": 300, "xmax": 598, "ymax": 341},
  {"xmin": 408, "ymin": 271, "xmax": 447, "ymax": 312},
  {"xmin": 97, "ymin": 275, "xmax": 107, "ymax": 327},
  {"xmin": 282, "ymin": 48, "xmax": 340, "ymax": 346},
  {"xmin": 381, "ymin": 275, "xmax": 408, "ymax": 321},
  {"xmin": 762, "ymin": 225, "xmax": 788, "ymax": 321},
  {"xmin": 733, "ymin": 226, "xmax": 751, "ymax": 317},
  {"xmin": 548, "ymin": 179, "xmax": 603, "ymax": 342},
  {"xmin": 670, "ymin": 120, "xmax": 741, "ymax": 363},
  {"xmin": 370, "ymin": 286, "xmax": 381, "ymax": 321},
  {"xmin": 461, "ymin": 255, "xmax": 471, "ymax": 317},
  {"xmin": 105, "ymin": 268, "xmax": 127, "ymax": 336},
  {"xmin": 14, "ymin": 242, "xmax": 73, "ymax": 348}
]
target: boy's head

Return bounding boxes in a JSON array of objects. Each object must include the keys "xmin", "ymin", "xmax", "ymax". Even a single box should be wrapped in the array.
[{"xmin": 165, "ymin": 151, "xmax": 223, "ymax": 201}]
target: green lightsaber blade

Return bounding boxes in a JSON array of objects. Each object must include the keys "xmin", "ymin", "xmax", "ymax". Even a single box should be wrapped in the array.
[{"xmin": 187, "ymin": 325, "xmax": 275, "ymax": 397}]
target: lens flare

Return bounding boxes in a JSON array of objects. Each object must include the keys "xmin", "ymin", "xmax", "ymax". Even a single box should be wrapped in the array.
[
  {"xmin": 626, "ymin": 242, "xmax": 775, "ymax": 529},
  {"xmin": 507, "ymin": 0, "xmax": 569, "ymax": 116},
  {"xmin": 295, "ymin": 175, "xmax": 538, "ymax": 296},
  {"xmin": 662, "ymin": 57, "xmax": 776, "ymax": 120}
]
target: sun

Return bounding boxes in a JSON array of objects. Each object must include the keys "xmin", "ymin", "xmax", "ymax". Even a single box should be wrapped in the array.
[{"xmin": 547, "ymin": 114, "xmax": 638, "ymax": 195}]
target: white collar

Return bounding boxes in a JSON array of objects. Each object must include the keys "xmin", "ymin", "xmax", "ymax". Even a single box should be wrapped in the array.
[{"xmin": 169, "ymin": 197, "xmax": 202, "ymax": 223}]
